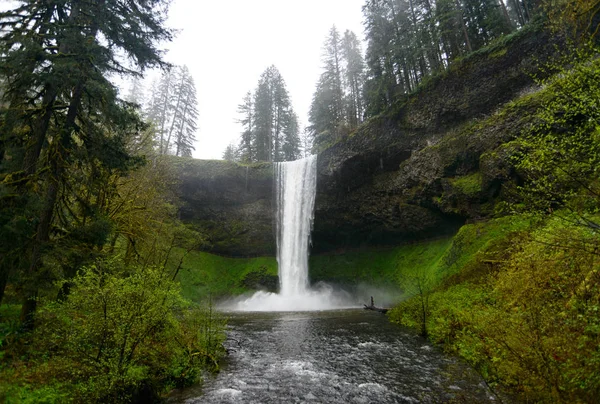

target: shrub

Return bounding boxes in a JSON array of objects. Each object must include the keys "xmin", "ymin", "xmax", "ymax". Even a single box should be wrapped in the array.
[{"xmin": 1, "ymin": 259, "xmax": 226, "ymax": 403}]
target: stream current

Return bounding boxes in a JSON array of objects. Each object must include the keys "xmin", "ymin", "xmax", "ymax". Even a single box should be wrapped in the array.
[{"xmin": 172, "ymin": 309, "xmax": 497, "ymax": 403}]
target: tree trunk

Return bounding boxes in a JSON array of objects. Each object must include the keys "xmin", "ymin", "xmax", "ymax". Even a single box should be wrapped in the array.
[
  {"xmin": 498, "ymin": 0, "xmax": 514, "ymax": 30},
  {"xmin": 0, "ymin": 264, "xmax": 9, "ymax": 306},
  {"xmin": 511, "ymin": 0, "xmax": 526, "ymax": 26},
  {"xmin": 455, "ymin": 0, "xmax": 473, "ymax": 52},
  {"xmin": 20, "ymin": 78, "xmax": 86, "ymax": 329}
]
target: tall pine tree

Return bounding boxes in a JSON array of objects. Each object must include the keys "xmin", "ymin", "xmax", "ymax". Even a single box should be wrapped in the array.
[
  {"xmin": 251, "ymin": 66, "xmax": 299, "ymax": 162},
  {"xmin": 309, "ymin": 26, "xmax": 365, "ymax": 148},
  {"xmin": 146, "ymin": 65, "xmax": 198, "ymax": 156},
  {"xmin": 0, "ymin": 0, "xmax": 173, "ymax": 325}
]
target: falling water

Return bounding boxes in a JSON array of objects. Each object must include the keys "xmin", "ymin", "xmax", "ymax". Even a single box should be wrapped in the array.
[
  {"xmin": 229, "ymin": 155, "xmax": 354, "ymax": 312},
  {"xmin": 275, "ymin": 155, "xmax": 317, "ymax": 296}
]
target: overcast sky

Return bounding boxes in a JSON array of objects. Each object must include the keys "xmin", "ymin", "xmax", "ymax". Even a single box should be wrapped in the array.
[{"xmin": 158, "ymin": 0, "xmax": 367, "ymax": 160}]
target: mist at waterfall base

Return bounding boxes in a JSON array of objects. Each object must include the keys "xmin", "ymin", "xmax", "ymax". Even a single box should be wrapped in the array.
[{"xmin": 224, "ymin": 155, "xmax": 357, "ymax": 312}]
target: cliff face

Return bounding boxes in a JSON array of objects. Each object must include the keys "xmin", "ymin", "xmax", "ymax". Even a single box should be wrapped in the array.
[
  {"xmin": 176, "ymin": 26, "xmax": 560, "ymax": 256},
  {"xmin": 176, "ymin": 159, "xmax": 275, "ymax": 256},
  {"xmin": 312, "ymin": 26, "xmax": 558, "ymax": 251}
]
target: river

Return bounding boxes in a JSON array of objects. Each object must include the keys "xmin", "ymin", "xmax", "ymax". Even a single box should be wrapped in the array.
[{"xmin": 171, "ymin": 309, "xmax": 498, "ymax": 403}]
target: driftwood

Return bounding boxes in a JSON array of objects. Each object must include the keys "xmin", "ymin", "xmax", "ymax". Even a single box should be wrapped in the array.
[{"xmin": 363, "ymin": 296, "xmax": 389, "ymax": 314}]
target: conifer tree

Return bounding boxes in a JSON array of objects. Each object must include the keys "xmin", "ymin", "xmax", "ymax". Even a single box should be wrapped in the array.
[
  {"xmin": 251, "ymin": 66, "xmax": 299, "ymax": 162},
  {"xmin": 170, "ymin": 66, "xmax": 199, "ymax": 157},
  {"xmin": 145, "ymin": 65, "xmax": 198, "ymax": 156},
  {"xmin": 341, "ymin": 30, "xmax": 366, "ymax": 128},
  {"xmin": 0, "ymin": 0, "xmax": 173, "ymax": 324},
  {"xmin": 309, "ymin": 26, "xmax": 364, "ymax": 147},
  {"xmin": 361, "ymin": 0, "xmax": 525, "ymax": 117},
  {"xmin": 237, "ymin": 91, "xmax": 255, "ymax": 163},
  {"xmin": 125, "ymin": 76, "xmax": 145, "ymax": 106},
  {"xmin": 222, "ymin": 143, "xmax": 238, "ymax": 162}
]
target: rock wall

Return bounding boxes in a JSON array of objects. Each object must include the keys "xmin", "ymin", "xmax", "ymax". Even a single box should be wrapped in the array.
[
  {"xmin": 176, "ymin": 159, "xmax": 275, "ymax": 256},
  {"xmin": 312, "ymin": 26, "xmax": 558, "ymax": 252},
  {"xmin": 176, "ymin": 26, "xmax": 561, "ymax": 256}
]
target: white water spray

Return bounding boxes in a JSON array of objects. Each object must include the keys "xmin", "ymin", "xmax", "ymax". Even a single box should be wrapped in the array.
[{"xmin": 229, "ymin": 155, "xmax": 354, "ymax": 312}]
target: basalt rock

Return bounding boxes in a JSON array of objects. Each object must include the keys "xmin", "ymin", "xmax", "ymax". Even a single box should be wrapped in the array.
[
  {"xmin": 175, "ymin": 159, "xmax": 275, "ymax": 256},
  {"xmin": 311, "ymin": 26, "xmax": 559, "ymax": 252},
  {"xmin": 176, "ymin": 26, "xmax": 561, "ymax": 256}
]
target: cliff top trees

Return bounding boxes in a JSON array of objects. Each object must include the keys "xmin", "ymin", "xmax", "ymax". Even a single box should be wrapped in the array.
[
  {"xmin": 236, "ymin": 65, "xmax": 300, "ymax": 163},
  {"xmin": 309, "ymin": 26, "xmax": 365, "ymax": 149},
  {"xmin": 361, "ymin": 0, "xmax": 530, "ymax": 117},
  {"xmin": 145, "ymin": 65, "xmax": 199, "ymax": 157}
]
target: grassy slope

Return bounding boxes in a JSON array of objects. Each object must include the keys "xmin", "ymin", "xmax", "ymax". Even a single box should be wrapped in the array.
[
  {"xmin": 176, "ymin": 251, "xmax": 278, "ymax": 301},
  {"xmin": 309, "ymin": 239, "xmax": 451, "ymax": 287},
  {"xmin": 176, "ymin": 216, "xmax": 526, "ymax": 302},
  {"xmin": 176, "ymin": 238, "xmax": 455, "ymax": 301}
]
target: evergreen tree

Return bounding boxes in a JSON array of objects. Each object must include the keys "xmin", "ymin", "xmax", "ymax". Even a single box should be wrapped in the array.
[
  {"xmin": 361, "ymin": 0, "xmax": 526, "ymax": 117},
  {"xmin": 237, "ymin": 91, "xmax": 254, "ymax": 163},
  {"xmin": 0, "ymin": 0, "xmax": 173, "ymax": 324},
  {"xmin": 341, "ymin": 30, "xmax": 366, "ymax": 129},
  {"xmin": 145, "ymin": 65, "xmax": 198, "ymax": 156},
  {"xmin": 222, "ymin": 142, "xmax": 238, "ymax": 162},
  {"xmin": 309, "ymin": 26, "xmax": 365, "ymax": 147},
  {"xmin": 253, "ymin": 68, "xmax": 275, "ymax": 162},
  {"xmin": 154, "ymin": 69, "xmax": 175, "ymax": 154},
  {"xmin": 300, "ymin": 126, "xmax": 314, "ymax": 157},
  {"xmin": 281, "ymin": 112, "xmax": 301, "ymax": 161},
  {"xmin": 251, "ymin": 66, "xmax": 299, "ymax": 162},
  {"xmin": 125, "ymin": 75, "xmax": 145, "ymax": 106},
  {"xmin": 170, "ymin": 66, "xmax": 199, "ymax": 157},
  {"xmin": 309, "ymin": 26, "xmax": 346, "ymax": 147}
]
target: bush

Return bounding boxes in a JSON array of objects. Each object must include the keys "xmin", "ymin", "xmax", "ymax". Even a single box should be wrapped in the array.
[
  {"xmin": 0, "ymin": 259, "xmax": 225, "ymax": 403},
  {"xmin": 391, "ymin": 216, "xmax": 600, "ymax": 403}
]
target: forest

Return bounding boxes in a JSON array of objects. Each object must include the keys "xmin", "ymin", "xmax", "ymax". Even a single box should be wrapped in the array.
[{"xmin": 1, "ymin": 0, "xmax": 599, "ymax": 402}]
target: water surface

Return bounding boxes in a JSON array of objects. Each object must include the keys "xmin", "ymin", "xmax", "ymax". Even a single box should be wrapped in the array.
[{"xmin": 173, "ymin": 309, "xmax": 497, "ymax": 403}]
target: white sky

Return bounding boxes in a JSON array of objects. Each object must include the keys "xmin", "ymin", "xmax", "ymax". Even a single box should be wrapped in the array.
[{"xmin": 160, "ymin": 0, "xmax": 367, "ymax": 160}]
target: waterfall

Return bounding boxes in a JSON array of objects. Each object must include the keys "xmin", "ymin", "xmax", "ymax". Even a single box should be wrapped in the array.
[
  {"xmin": 276, "ymin": 155, "xmax": 317, "ymax": 297},
  {"xmin": 230, "ymin": 155, "xmax": 353, "ymax": 312}
]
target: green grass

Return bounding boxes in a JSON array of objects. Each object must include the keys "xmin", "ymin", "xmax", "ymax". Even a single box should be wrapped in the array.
[
  {"xmin": 310, "ymin": 238, "xmax": 452, "ymax": 287},
  {"xmin": 175, "ymin": 250, "xmax": 277, "ymax": 301},
  {"xmin": 174, "ymin": 216, "xmax": 530, "ymax": 305}
]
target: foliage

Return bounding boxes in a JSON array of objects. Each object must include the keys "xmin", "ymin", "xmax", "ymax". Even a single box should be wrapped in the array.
[
  {"xmin": 391, "ymin": 217, "xmax": 600, "ymax": 403},
  {"xmin": 0, "ymin": 259, "xmax": 226, "ymax": 403},
  {"xmin": 362, "ymin": 0, "xmax": 523, "ymax": 116},
  {"xmin": 512, "ymin": 49, "xmax": 600, "ymax": 232},
  {"xmin": 543, "ymin": 0, "xmax": 600, "ymax": 40},
  {"xmin": 308, "ymin": 26, "xmax": 365, "ymax": 147},
  {"xmin": 175, "ymin": 249, "xmax": 278, "ymax": 300},
  {"xmin": 0, "ymin": 0, "xmax": 174, "ymax": 325}
]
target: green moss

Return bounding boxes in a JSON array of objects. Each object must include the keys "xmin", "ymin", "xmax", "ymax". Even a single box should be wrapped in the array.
[
  {"xmin": 175, "ymin": 250, "xmax": 277, "ymax": 301},
  {"xmin": 176, "ymin": 217, "xmax": 529, "ymax": 305},
  {"xmin": 442, "ymin": 216, "xmax": 530, "ymax": 277},
  {"xmin": 309, "ymin": 238, "xmax": 453, "ymax": 287},
  {"xmin": 489, "ymin": 48, "xmax": 508, "ymax": 58},
  {"xmin": 450, "ymin": 172, "xmax": 483, "ymax": 196}
]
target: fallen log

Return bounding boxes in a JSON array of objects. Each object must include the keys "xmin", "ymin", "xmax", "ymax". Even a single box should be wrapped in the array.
[
  {"xmin": 363, "ymin": 296, "xmax": 389, "ymax": 314},
  {"xmin": 363, "ymin": 304, "xmax": 389, "ymax": 314}
]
